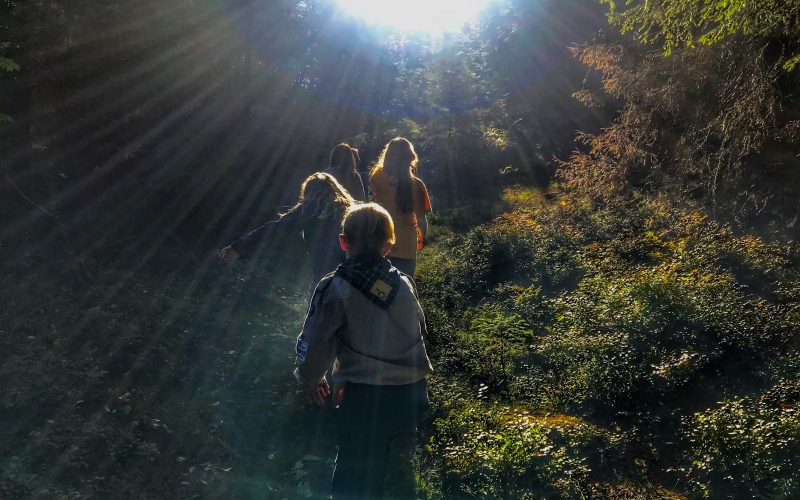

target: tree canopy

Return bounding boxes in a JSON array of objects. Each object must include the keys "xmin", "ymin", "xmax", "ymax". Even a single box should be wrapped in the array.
[{"xmin": 603, "ymin": 0, "xmax": 800, "ymax": 68}]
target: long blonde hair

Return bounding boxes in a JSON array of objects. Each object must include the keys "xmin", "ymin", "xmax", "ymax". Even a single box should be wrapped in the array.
[
  {"xmin": 370, "ymin": 137, "xmax": 418, "ymax": 214},
  {"xmin": 285, "ymin": 172, "xmax": 355, "ymax": 220}
]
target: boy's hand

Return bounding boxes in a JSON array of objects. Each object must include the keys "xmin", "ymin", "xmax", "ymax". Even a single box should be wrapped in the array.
[
  {"xmin": 219, "ymin": 246, "xmax": 239, "ymax": 262},
  {"xmin": 305, "ymin": 379, "xmax": 330, "ymax": 405},
  {"xmin": 333, "ymin": 388, "xmax": 345, "ymax": 407}
]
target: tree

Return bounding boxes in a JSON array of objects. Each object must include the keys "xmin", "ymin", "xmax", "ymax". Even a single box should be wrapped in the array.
[
  {"xmin": 560, "ymin": 0, "xmax": 800, "ymax": 236},
  {"xmin": 0, "ymin": 41, "xmax": 19, "ymax": 122},
  {"xmin": 602, "ymin": 0, "xmax": 800, "ymax": 69}
]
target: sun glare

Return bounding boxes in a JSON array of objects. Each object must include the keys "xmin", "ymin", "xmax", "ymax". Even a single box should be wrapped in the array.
[{"xmin": 334, "ymin": 0, "xmax": 495, "ymax": 34}]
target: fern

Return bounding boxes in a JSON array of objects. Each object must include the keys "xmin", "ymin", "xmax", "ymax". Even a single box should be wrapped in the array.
[{"xmin": 0, "ymin": 56, "xmax": 20, "ymax": 73}]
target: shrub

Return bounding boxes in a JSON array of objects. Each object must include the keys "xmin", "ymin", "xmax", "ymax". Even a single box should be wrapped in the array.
[
  {"xmin": 452, "ymin": 304, "xmax": 534, "ymax": 388},
  {"xmin": 418, "ymin": 191, "xmax": 800, "ymax": 499},
  {"xmin": 430, "ymin": 403, "xmax": 615, "ymax": 499},
  {"xmin": 686, "ymin": 382, "xmax": 800, "ymax": 498}
]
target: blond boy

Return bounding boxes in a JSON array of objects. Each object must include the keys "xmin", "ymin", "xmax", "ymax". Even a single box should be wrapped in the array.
[{"xmin": 294, "ymin": 203, "xmax": 432, "ymax": 499}]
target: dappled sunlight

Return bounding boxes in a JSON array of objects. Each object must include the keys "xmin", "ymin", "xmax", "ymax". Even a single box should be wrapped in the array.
[{"xmin": 3, "ymin": 0, "xmax": 800, "ymax": 498}]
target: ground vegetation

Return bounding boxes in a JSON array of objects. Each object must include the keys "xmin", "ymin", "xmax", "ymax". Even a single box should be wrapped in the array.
[{"xmin": 2, "ymin": 0, "xmax": 800, "ymax": 499}]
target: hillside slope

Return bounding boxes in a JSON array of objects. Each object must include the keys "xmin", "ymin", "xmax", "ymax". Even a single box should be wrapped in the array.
[
  {"xmin": 2, "ymin": 188, "xmax": 799, "ymax": 500},
  {"xmin": 415, "ymin": 188, "xmax": 800, "ymax": 499}
]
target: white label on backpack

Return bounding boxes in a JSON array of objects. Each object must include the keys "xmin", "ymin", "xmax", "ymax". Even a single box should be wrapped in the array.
[{"xmin": 370, "ymin": 279, "xmax": 392, "ymax": 301}]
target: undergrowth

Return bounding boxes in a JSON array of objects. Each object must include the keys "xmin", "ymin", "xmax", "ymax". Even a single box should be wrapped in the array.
[
  {"xmin": 3, "ymin": 185, "xmax": 799, "ymax": 499},
  {"xmin": 415, "ymin": 187, "xmax": 800, "ymax": 499},
  {"xmin": 0, "ymin": 228, "xmax": 336, "ymax": 499}
]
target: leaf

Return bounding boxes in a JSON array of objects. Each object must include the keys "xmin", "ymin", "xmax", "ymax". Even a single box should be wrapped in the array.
[
  {"xmin": 0, "ymin": 57, "xmax": 20, "ymax": 72},
  {"xmin": 783, "ymin": 54, "xmax": 800, "ymax": 72}
]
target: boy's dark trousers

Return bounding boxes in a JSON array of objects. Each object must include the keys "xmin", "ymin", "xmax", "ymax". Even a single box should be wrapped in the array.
[{"xmin": 332, "ymin": 379, "xmax": 428, "ymax": 500}]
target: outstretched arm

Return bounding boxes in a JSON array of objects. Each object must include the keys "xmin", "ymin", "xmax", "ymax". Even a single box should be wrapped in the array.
[{"xmin": 221, "ymin": 208, "xmax": 302, "ymax": 260}]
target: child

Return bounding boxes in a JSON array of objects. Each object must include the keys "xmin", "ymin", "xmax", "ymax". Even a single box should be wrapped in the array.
[
  {"xmin": 326, "ymin": 143, "xmax": 367, "ymax": 201},
  {"xmin": 369, "ymin": 138, "xmax": 432, "ymax": 276},
  {"xmin": 294, "ymin": 203, "xmax": 433, "ymax": 500},
  {"xmin": 219, "ymin": 172, "xmax": 355, "ymax": 285}
]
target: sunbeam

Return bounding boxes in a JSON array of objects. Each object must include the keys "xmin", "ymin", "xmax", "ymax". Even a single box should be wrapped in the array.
[
  {"xmin": 333, "ymin": 0, "xmax": 496, "ymax": 33},
  {"xmin": 5, "ymin": 0, "xmax": 795, "ymax": 498}
]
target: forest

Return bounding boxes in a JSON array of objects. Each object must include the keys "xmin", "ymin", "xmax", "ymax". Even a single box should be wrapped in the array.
[{"xmin": 2, "ymin": 0, "xmax": 800, "ymax": 498}]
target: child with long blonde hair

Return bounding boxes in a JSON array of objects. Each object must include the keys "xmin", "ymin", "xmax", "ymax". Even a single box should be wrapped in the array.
[
  {"xmin": 369, "ymin": 137, "xmax": 432, "ymax": 276},
  {"xmin": 219, "ymin": 172, "xmax": 356, "ymax": 283}
]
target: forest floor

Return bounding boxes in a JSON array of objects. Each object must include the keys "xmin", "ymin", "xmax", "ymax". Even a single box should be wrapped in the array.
[
  {"xmin": 4, "ymin": 188, "xmax": 799, "ymax": 500},
  {"xmin": 0, "ymin": 223, "xmax": 406, "ymax": 500}
]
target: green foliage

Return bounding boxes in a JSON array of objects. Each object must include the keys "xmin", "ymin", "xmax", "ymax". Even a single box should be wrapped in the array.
[
  {"xmin": 687, "ymin": 381, "xmax": 800, "ymax": 497},
  {"xmin": 4, "ymin": 0, "xmax": 800, "ymax": 498},
  {"xmin": 430, "ymin": 403, "xmax": 613, "ymax": 498},
  {"xmin": 602, "ymin": 0, "xmax": 800, "ymax": 65},
  {"xmin": 565, "ymin": 32, "xmax": 800, "ymax": 234},
  {"xmin": 452, "ymin": 304, "xmax": 534, "ymax": 387},
  {"xmin": 784, "ymin": 53, "xmax": 800, "ymax": 71},
  {"xmin": 0, "ymin": 235, "xmax": 321, "ymax": 499},
  {"xmin": 565, "ymin": 0, "xmax": 800, "ymax": 236},
  {"xmin": 0, "ymin": 57, "xmax": 18, "ymax": 72},
  {"xmin": 417, "ymin": 190, "xmax": 800, "ymax": 498}
]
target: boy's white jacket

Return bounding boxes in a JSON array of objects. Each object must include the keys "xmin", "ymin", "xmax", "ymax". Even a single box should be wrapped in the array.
[{"xmin": 294, "ymin": 273, "xmax": 433, "ymax": 388}]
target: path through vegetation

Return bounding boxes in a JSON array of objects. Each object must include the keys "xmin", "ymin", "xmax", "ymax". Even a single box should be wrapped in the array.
[{"xmin": 0, "ymin": 232, "xmax": 356, "ymax": 499}]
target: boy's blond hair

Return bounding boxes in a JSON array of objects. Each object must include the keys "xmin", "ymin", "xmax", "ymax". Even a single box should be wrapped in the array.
[{"xmin": 342, "ymin": 203, "xmax": 396, "ymax": 256}]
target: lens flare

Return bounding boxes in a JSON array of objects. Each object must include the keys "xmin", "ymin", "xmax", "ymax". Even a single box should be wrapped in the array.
[{"xmin": 334, "ymin": 0, "xmax": 495, "ymax": 34}]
